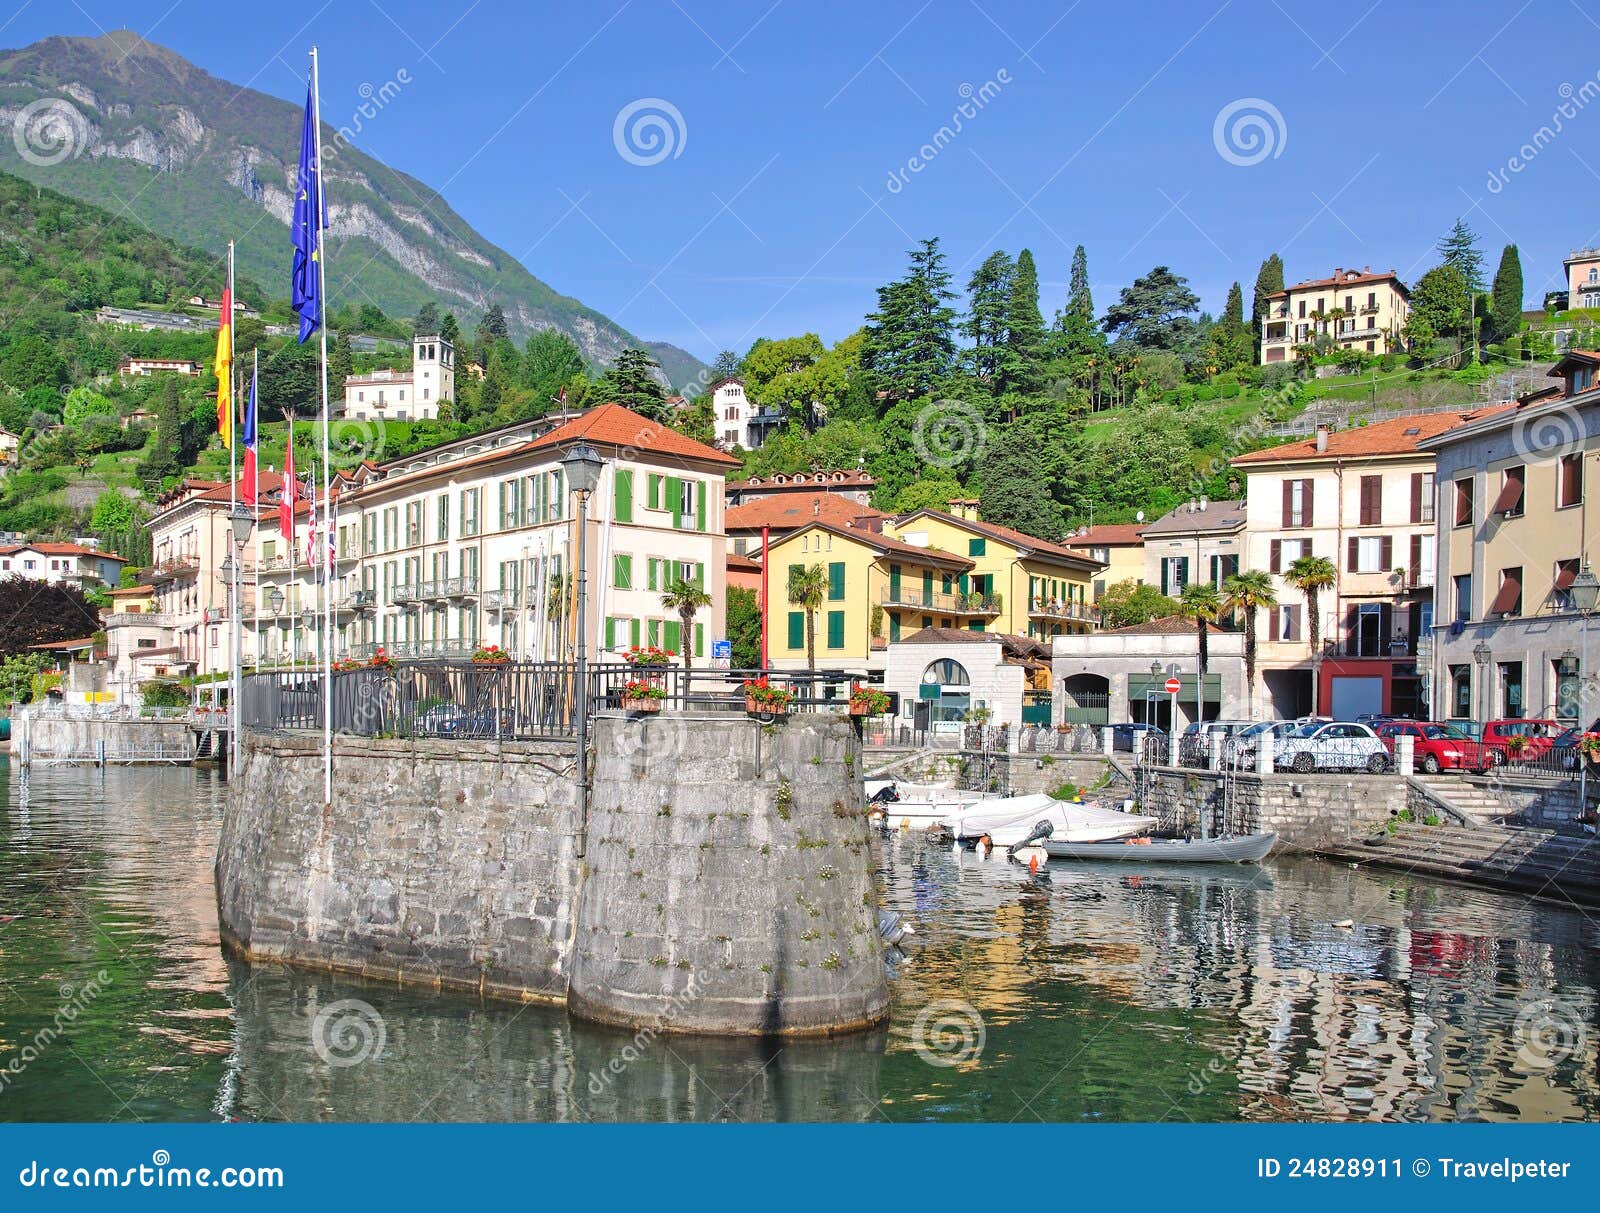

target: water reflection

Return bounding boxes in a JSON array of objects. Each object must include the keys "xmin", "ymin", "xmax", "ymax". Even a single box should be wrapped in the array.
[{"xmin": 0, "ymin": 765, "xmax": 1596, "ymax": 1122}]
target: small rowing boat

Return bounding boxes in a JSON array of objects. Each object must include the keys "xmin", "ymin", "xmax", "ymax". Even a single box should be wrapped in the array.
[{"xmin": 1041, "ymin": 832, "xmax": 1277, "ymax": 865}]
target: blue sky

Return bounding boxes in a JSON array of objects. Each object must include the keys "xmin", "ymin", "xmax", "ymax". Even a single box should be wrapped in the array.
[{"xmin": 15, "ymin": 0, "xmax": 1600, "ymax": 359}]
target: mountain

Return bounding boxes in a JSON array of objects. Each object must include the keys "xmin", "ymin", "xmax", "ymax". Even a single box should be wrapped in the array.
[{"xmin": 0, "ymin": 31, "xmax": 706, "ymax": 388}]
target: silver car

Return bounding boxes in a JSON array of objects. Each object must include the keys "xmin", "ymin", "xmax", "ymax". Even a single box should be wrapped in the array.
[{"xmin": 1274, "ymin": 721, "xmax": 1391, "ymax": 773}]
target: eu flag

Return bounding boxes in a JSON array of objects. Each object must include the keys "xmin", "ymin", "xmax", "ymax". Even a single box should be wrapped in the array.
[{"xmin": 291, "ymin": 83, "xmax": 323, "ymax": 344}]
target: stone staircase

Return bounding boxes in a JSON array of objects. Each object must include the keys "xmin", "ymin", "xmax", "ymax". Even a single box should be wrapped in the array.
[
  {"xmin": 1334, "ymin": 823, "xmax": 1600, "ymax": 907},
  {"xmin": 1408, "ymin": 773, "xmax": 1520, "ymax": 827}
]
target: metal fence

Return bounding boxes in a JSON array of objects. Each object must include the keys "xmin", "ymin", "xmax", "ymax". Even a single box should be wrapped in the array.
[
  {"xmin": 240, "ymin": 662, "xmax": 867, "ymax": 741},
  {"xmin": 1496, "ymin": 745, "xmax": 1586, "ymax": 781}
]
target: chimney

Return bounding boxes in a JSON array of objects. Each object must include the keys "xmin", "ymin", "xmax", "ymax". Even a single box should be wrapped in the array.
[
  {"xmin": 1315, "ymin": 425, "xmax": 1329, "ymax": 453},
  {"xmin": 812, "ymin": 498, "xmax": 820, "ymax": 517},
  {"xmin": 1199, "ymin": 495, "xmax": 1209, "ymax": 511}
]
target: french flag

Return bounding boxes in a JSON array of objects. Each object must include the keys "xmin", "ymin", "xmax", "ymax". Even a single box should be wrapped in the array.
[{"xmin": 241, "ymin": 366, "xmax": 258, "ymax": 504}]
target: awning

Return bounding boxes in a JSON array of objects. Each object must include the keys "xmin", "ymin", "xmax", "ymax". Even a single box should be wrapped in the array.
[
  {"xmin": 1489, "ymin": 569, "xmax": 1522, "ymax": 614},
  {"xmin": 1555, "ymin": 561, "xmax": 1579, "ymax": 591},
  {"xmin": 1492, "ymin": 467, "xmax": 1524, "ymax": 514}
]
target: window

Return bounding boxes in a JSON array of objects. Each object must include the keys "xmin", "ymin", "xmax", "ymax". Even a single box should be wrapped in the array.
[
  {"xmin": 1499, "ymin": 661, "xmax": 1524, "ymax": 717},
  {"xmin": 1269, "ymin": 537, "xmax": 1308, "ymax": 573},
  {"xmin": 826, "ymin": 610, "xmax": 845, "ymax": 649},
  {"xmin": 1410, "ymin": 471, "xmax": 1434, "ymax": 523},
  {"xmin": 1160, "ymin": 556, "xmax": 1189, "ymax": 597},
  {"xmin": 968, "ymin": 537, "xmax": 986, "ymax": 557},
  {"xmin": 1347, "ymin": 535, "xmax": 1392, "ymax": 573},
  {"xmin": 1492, "ymin": 465, "xmax": 1525, "ymax": 516},
  {"xmin": 1453, "ymin": 574, "xmax": 1472, "ymax": 623},
  {"xmin": 1558, "ymin": 452, "xmax": 1584, "ymax": 508},
  {"xmin": 461, "ymin": 488, "xmax": 480, "ymax": 536},
  {"xmin": 1489, "ymin": 566, "xmax": 1523, "ymax": 616},
  {"xmin": 406, "ymin": 501, "xmax": 422, "ymax": 545},
  {"xmin": 1556, "ymin": 656, "xmax": 1581, "ymax": 720},
  {"xmin": 1555, "ymin": 557, "xmax": 1580, "ymax": 610},
  {"xmin": 1208, "ymin": 553, "xmax": 1239, "ymax": 587},
  {"xmin": 613, "ymin": 554, "xmax": 633, "ymax": 590},
  {"xmin": 1453, "ymin": 478, "xmax": 1473, "ymax": 527},
  {"xmin": 1358, "ymin": 474, "xmax": 1383, "ymax": 526},
  {"xmin": 1271, "ymin": 604, "xmax": 1301, "ymax": 642},
  {"xmin": 614, "ymin": 469, "xmax": 634, "ymax": 523},
  {"xmin": 1281, "ymin": 478, "xmax": 1313, "ymax": 528},
  {"xmin": 647, "ymin": 473, "xmax": 662, "ymax": 510},
  {"xmin": 827, "ymin": 561, "xmax": 845, "ymax": 600},
  {"xmin": 1351, "ymin": 603, "xmax": 1387, "ymax": 656}
]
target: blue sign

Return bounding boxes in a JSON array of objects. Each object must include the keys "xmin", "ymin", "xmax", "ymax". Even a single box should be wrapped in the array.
[{"xmin": 711, "ymin": 639, "xmax": 731, "ymax": 660}]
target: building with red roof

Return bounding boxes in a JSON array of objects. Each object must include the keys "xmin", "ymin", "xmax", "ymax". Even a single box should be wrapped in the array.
[{"xmin": 1259, "ymin": 265, "xmax": 1410, "ymax": 365}]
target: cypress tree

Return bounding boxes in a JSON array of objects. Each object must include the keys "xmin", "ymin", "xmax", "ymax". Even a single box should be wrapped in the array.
[
  {"xmin": 962, "ymin": 250, "xmax": 1013, "ymax": 384},
  {"xmin": 1251, "ymin": 254, "xmax": 1284, "ymax": 356},
  {"xmin": 1065, "ymin": 244, "xmax": 1094, "ymax": 330},
  {"xmin": 1003, "ymin": 248, "xmax": 1046, "ymax": 393},
  {"xmin": 1488, "ymin": 244, "xmax": 1524, "ymax": 345}
]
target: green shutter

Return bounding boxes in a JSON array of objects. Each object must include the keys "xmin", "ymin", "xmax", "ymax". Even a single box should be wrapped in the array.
[
  {"xmin": 889, "ymin": 613, "xmax": 901, "ymax": 641},
  {"xmin": 694, "ymin": 561, "xmax": 705, "ymax": 589},
  {"xmin": 666, "ymin": 476, "xmax": 682, "ymax": 528},
  {"xmin": 664, "ymin": 619, "xmax": 682, "ymax": 653},
  {"xmin": 613, "ymin": 554, "xmax": 632, "ymax": 589},
  {"xmin": 614, "ymin": 469, "xmax": 634, "ymax": 523},
  {"xmin": 695, "ymin": 480, "xmax": 707, "ymax": 531},
  {"xmin": 969, "ymin": 537, "xmax": 986, "ymax": 556},
  {"xmin": 647, "ymin": 473, "xmax": 662, "ymax": 510},
  {"xmin": 922, "ymin": 570, "xmax": 934, "ymax": 599},
  {"xmin": 630, "ymin": 618, "xmax": 641, "ymax": 647},
  {"xmin": 647, "ymin": 619, "xmax": 660, "ymax": 646},
  {"xmin": 647, "ymin": 558, "xmax": 659, "ymax": 591},
  {"xmin": 694, "ymin": 622, "xmax": 704, "ymax": 658},
  {"xmin": 826, "ymin": 610, "xmax": 844, "ymax": 649},
  {"xmin": 604, "ymin": 617, "xmax": 617, "ymax": 648},
  {"xmin": 828, "ymin": 561, "xmax": 845, "ymax": 600},
  {"xmin": 958, "ymin": 573, "xmax": 969, "ymax": 594},
  {"xmin": 787, "ymin": 611, "xmax": 804, "ymax": 649}
]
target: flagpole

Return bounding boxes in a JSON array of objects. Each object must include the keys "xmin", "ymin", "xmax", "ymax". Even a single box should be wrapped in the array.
[
  {"xmin": 252, "ymin": 348, "xmax": 261, "ymax": 674},
  {"xmin": 227, "ymin": 241, "xmax": 241, "ymax": 775},
  {"xmin": 311, "ymin": 45, "xmax": 334, "ymax": 809}
]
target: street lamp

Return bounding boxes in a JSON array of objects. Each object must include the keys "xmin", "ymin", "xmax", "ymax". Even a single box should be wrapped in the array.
[
  {"xmin": 228, "ymin": 505, "xmax": 253, "ymax": 772},
  {"xmin": 1473, "ymin": 640, "xmax": 1492, "ymax": 722},
  {"xmin": 560, "ymin": 441, "xmax": 605, "ymax": 857}
]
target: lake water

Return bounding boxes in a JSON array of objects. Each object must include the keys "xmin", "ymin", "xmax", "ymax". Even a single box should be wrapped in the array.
[{"xmin": 1, "ymin": 763, "xmax": 1596, "ymax": 1122}]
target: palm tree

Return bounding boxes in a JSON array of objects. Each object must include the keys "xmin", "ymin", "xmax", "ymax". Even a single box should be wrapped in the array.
[
  {"xmin": 1222, "ymin": 570, "xmax": 1277, "ymax": 716},
  {"xmin": 660, "ymin": 577, "xmax": 712, "ymax": 676},
  {"xmin": 1283, "ymin": 554, "xmax": 1338, "ymax": 714},
  {"xmin": 787, "ymin": 564, "xmax": 828, "ymax": 673},
  {"xmin": 1178, "ymin": 582, "xmax": 1222, "ymax": 722}
]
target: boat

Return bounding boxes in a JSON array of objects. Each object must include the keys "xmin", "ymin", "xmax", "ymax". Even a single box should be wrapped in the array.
[
  {"xmin": 1041, "ymin": 831, "xmax": 1277, "ymax": 865},
  {"xmin": 943, "ymin": 792, "xmax": 1157, "ymax": 846},
  {"xmin": 865, "ymin": 780, "xmax": 985, "ymax": 829}
]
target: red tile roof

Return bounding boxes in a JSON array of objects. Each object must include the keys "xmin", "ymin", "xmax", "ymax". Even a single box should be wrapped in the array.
[
  {"xmin": 1231, "ymin": 406, "xmax": 1513, "ymax": 464},
  {"xmin": 1267, "ymin": 268, "xmax": 1408, "ymax": 298},
  {"xmin": 528, "ymin": 401, "xmax": 741, "ymax": 467},
  {"xmin": 726, "ymin": 494, "xmax": 886, "ymax": 533},
  {"xmin": 1065, "ymin": 523, "xmax": 1146, "ymax": 546},
  {"xmin": 726, "ymin": 552, "xmax": 763, "ymax": 573},
  {"xmin": 0, "ymin": 542, "xmax": 128, "ymax": 562},
  {"xmin": 770, "ymin": 521, "xmax": 973, "ymax": 571},
  {"xmin": 1105, "ymin": 614, "xmax": 1225, "ymax": 636},
  {"xmin": 894, "ymin": 509, "xmax": 1103, "ymax": 569}
]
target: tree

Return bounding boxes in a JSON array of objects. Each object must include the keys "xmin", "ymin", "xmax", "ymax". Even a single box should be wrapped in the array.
[
  {"xmin": 137, "ymin": 377, "xmax": 184, "ymax": 487},
  {"xmin": 521, "ymin": 328, "xmax": 586, "ymax": 414},
  {"xmin": 1222, "ymin": 569, "xmax": 1277, "ymax": 715},
  {"xmin": 710, "ymin": 349, "xmax": 742, "ymax": 381},
  {"xmin": 476, "ymin": 303, "xmax": 509, "ymax": 349},
  {"xmin": 894, "ymin": 474, "xmax": 967, "ymax": 514},
  {"xmin": 1003, "ymin": 248, "xmax": 1046, "ymax": 393},
  {"xmin": 660, "ymin": 577, "xmax": 712, "ymax": 675},
  {"xmin": 1283, "ymin": 554, "xmax": 1337, "ymax": 713},
  {"xmin": 727, "ymin": 585, "xmax": 762, "ymax": 668},
  {"xmin": 1, "ymin": 335, "xmax": 68, "ymax": 393},
  {"xmin": 1097, "ymin": 580, "xmax": 1178, "ymax": 630},
  {"xmin": 594, "ymin": 347, "xmax": 667, "ymax": 419},
  {"xmin": 1101, "ymin": 266, "xmax": 1200, "ymax": 351},
  {"xmin": 1406, "ymin": 264, "xmax": 1472, "ymax": 365},
  {"xmin": 975, "ymin": 418, "xmax": 1065, "ymax": 540},
  {"xmin": 1064, "ymin": 244, "xmax": 1094, "ymax": 330},
  {"xmin": 413, "ymin": 301, "xmax": 440, "ymax": 336},
  {"xmin": 787, "ymin": 563, "xmax": 828, "ymax": 672},
  {"xmin": 1251, "ymin": 254, "xmax": 1284, "ymax": 359},
  {"xmin": 1436, "ymin": 218, "xmax": 1486, "ymax": 291},
  {"xmin": 962, "ymin": 250, "xmax": 1013, "ymax": 384},
  {"xmin": 0, "ymin": 575, "xmax": 98, "ymax": 655},
  {"xmin": 1178, "ymin": 582, "xmax": 1222, "ymax": 720},
  {"xmin": 1487, "ymin": 244, "xmax": 1525, "ymax": 347},
  {"xmin": 862, "ymin": 237, "xmax": 958, "ymax": 401},
  {"xmin": 329, "ymin": 329, "xmax": 354, "ymax": 391},
  {"xmin": 62, "ymin": 387, "xmax": 115, "ymax": 428}
]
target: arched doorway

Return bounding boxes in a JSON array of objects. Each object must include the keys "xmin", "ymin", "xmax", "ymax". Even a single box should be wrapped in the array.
[
  {"xmin": 1060, "ymin": 673, "xmax": 1110, "ymax": 725},
  {"xmin": 920, "ymin": 658, "xmax": 971, "ymax": 732}
]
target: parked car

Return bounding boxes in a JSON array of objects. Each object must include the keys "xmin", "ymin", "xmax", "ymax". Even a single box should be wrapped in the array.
[
  {"xmin": 1375, "ymin": 720, "xmax": 1492, "ymax": 774},
  {"xmin": 1274, "ymin": 721, "xmax": 1391, "ymax": 773},
  {"xmin": 1177, "ymin": 719, "xmax": 1253, "ymax": 764},
  {"xmin": 1109, "ymin": 722, "xmax": 1165, "ymax": 753},
  {"xmin": 1226, "ymin": 720, "xmax": 1298, "ymax": 767},
  {"xmin": 1479, "ymin": 718, "xmax": 1562, "ymax": 764}
]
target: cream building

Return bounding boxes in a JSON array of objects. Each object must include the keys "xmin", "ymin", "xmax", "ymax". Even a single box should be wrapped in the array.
[
  {"xmin": 0, "ymin": 541, "xmax": 127, "ymax": 589},
  {"xmin": 1422, "ymin": 354, "xmax": 1599, "ymax": 725},
  {"xmin": 1231, "ymin": 411, "xmax": 1489, "ymax": 718},
  {"xmin": 1138, "ymin": 499, "xmax": 1245, "ymax": 597},
  {"xmin": 1259, "ymin": 267, "xmax": 1410, "ymax": 364},
  {"xmin": 342, "ymin": 334, "xmax": 454, "ymax": 422},
  {"xmin": 710, "ymin": 377, "xmax": 783, "ymax": 451}
]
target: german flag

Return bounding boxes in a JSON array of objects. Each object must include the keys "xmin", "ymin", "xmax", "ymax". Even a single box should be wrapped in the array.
[{"xmin": 214, "ymin": 286, "xmax": 233, "ymax": 448}]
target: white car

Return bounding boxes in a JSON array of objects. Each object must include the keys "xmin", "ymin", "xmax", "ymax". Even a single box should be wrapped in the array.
[{"xmin": 1274, "ymin": 721, "xmax": 1391, "ymax": 773}]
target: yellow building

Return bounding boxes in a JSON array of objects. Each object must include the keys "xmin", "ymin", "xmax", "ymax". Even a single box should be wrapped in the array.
[
  {"xmin": 1063, "ymin": 522, "xmax": 1148, "ymax": 600},
  {"xmin": 883, "ymin": 504, "xmax": 1103, "ymax": 642},
  {"xmin": 764, "ymin": 522, "xmax": 973, "ymax": 671},
  {"xmin": 1259, "ymin": 267, "xmax": 1410, "ymax": 364}
]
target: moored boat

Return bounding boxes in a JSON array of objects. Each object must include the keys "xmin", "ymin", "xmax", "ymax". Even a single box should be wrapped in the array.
[
  {"xmin": 865, "ymin": 781, "xmax": 985, "ymax": 829},
  {"xmin": 1041, "ymin": 831, "xmax": 1277, "ymax": 865},
  {"xmin": 944, "ymin": 793, "xmax": 1157, "ymax": 846}
]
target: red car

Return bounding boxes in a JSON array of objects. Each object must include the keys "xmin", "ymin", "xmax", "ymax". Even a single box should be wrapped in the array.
[
  {"xmin": 1376, "ymin": 721, "xmax": 1493, "ymax": 774},
  {"xmin": 1480, "ymin": 718, "xmax": 1561, "ymax": 764}
]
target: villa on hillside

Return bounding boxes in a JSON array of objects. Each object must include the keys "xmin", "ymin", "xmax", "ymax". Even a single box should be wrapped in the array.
[
  {"xmin": 341, "ymin": 334, "xmax": 455, "ymax": 422},
  {"xmin": 1259, "ymin": 267, "xmax": 1410, "ymax": 364}
]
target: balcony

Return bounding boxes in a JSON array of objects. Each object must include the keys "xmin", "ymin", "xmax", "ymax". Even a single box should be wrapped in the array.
[
  {"xmin": 393, "ymin": 584, "xmax": 422, "ymax": 606},
  {"xmin": 104, "ymin": 611, "xmax": 178, "ymax": 629},
  {"xmin": 340, "ymin": 588, "xmax": 377, "ymax": 613},
  {"xmin": 484, "ymin": 587, "xmax": 519, "ymax": 612},
  {"xmin": 1360, "ymin": 303, "xmax": 1380, "ymax": 315},
  {"xmin": 416, "ymin": 576, "xmax": 479, "ymax": 600},
  {"xmin": 1337, "ymin": 325, "xmax": 1382, "ymax": 342},
  {"xmin": 1028, "ymin": 598, "xmax": 1095, "ymax": 624},
  {"xmin": 880, "ymin": 587, "xmax": 1001, "ymax": 617}
]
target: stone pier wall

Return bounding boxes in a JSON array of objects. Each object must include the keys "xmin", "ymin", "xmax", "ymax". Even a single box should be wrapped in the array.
[
  {"xmin": 219, "ymin": 711, "xmax": 889, "ymax": 1036},
  {"xmin": 12, "ymin": 710, "xmax": 191, "ymax": 759},
  {"xmin": 1137, "ymin": 766, "xmax": 1407, "ymax": 852}
]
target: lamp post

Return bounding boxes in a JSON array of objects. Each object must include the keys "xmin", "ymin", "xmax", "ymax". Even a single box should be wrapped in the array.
[
  {"xmin": 1416, "ymin": 631, "xmax": 1434, "ymax": 721},
  {"xmin": 1568, "ymin": 563, "xmax": 1600, "ymax": 815},
  {"xmin": 228, "ymin": 506, "xmax": 253, "ymax": 771},
  {"xmin": 1473, "ymin": 640, "xmax": 1492, "ymax": 723},
  {"xmin": 561, "ymin": 441, "xmax": 605, "ymax": 857},
  {"xmin": 264, "ymin": 587, "xmax": 284, "ymax": 668}
]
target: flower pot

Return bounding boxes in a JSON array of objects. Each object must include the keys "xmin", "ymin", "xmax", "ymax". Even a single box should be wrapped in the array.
[
  {"xmin": 848, "ymin": 702, "xmax": 872, "ymax": 716},
  {"xmin": 745, "ymin": 694, "xmax": 789, "ymax": 717},
  {"xmin": 622, "ymin": 697, "xmax": 663, "ymax": 714}
]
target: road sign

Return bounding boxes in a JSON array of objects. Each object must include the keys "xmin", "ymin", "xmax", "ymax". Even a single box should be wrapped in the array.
[
  {"xmin": 1164, "ymin": 676, "xmax": 1182, "ymax": 695},
  {"xmin": 711, "ymin": 640, "xmax": 731, "ymax": 660}
]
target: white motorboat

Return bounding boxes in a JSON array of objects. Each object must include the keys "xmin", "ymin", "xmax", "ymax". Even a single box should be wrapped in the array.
[
  {"xmin": 865, "ymin": 780, "xmax": 986, "ymax": 830},
  {"xmin": 942, "ymin": 793, "xmax": 1157, "ymax": 847}
]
